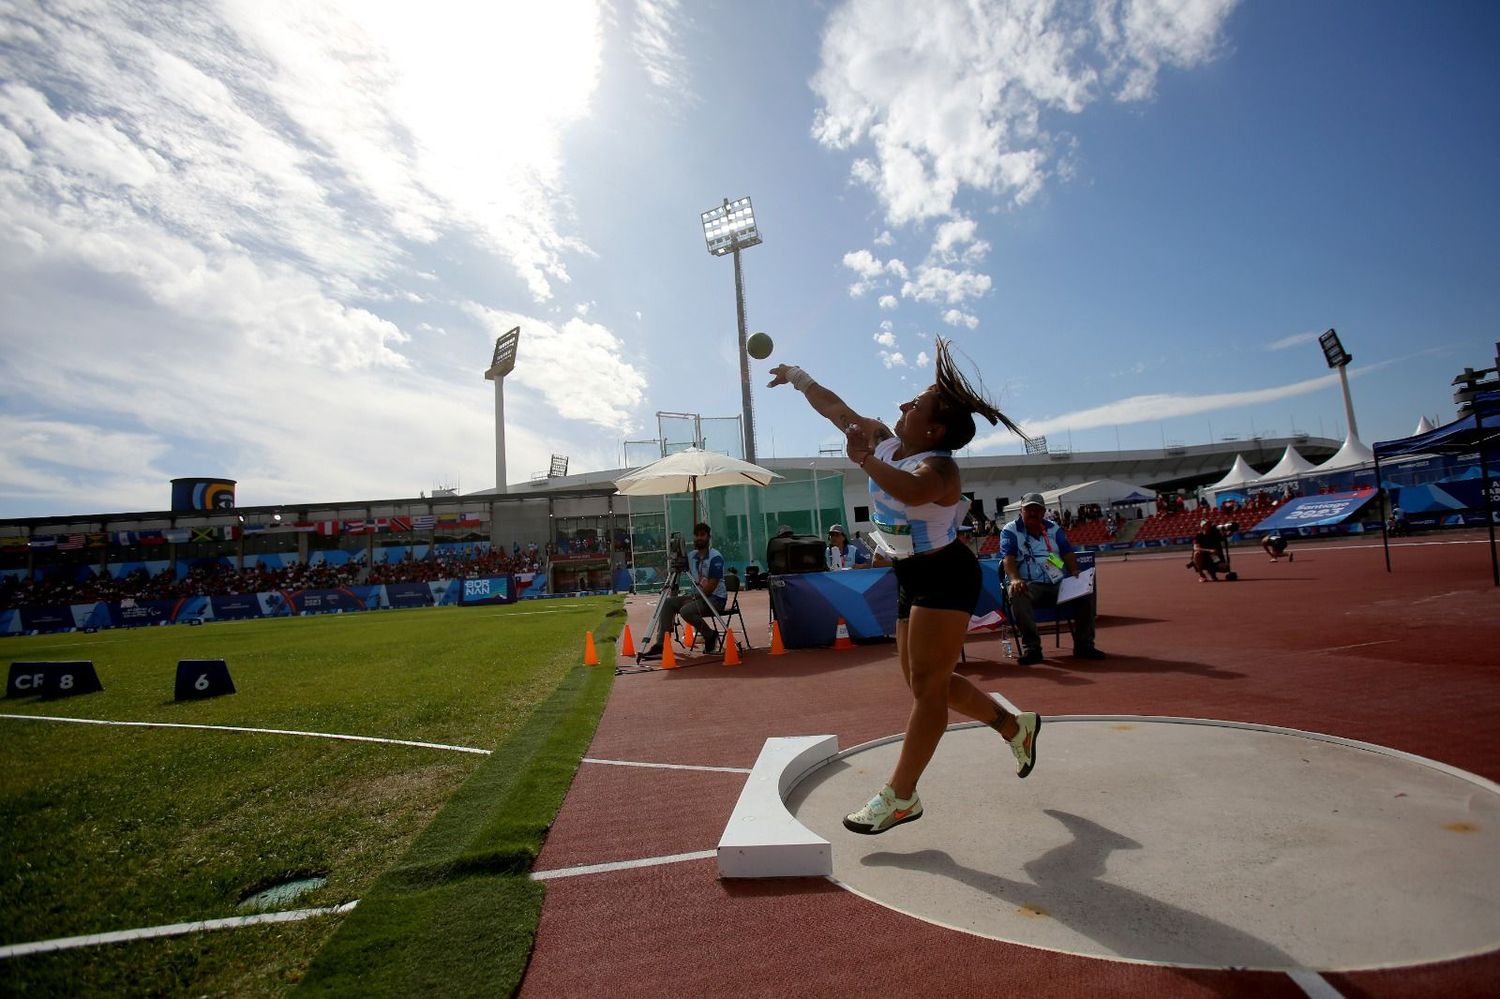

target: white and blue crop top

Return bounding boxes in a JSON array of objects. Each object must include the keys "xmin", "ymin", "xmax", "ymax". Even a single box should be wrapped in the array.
[{"xmin": 866, "ymin": 437, "xmax": 966, "ymax": 557}]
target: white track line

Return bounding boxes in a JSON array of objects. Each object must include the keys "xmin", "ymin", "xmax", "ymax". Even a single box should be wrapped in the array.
[
  {"xmin": 1288, "ymin": 969, "xmax": 1345, "ymax": 998},
  {"xmin": 530, "ymin": 850, "xmax": 717, "ymax": 881},
  {"xmin": 582, "ymin": 757, "xmax": 751, "ymax": 774},
  {"xmin": 0, "ymin": 714, "xmax": 491, "ymax": 755},
  {"xmin": 0, "ymin": 902, "xmax": 358, "ymax": 960}
]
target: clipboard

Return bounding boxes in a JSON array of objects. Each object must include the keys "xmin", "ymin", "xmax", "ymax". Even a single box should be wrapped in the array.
[{"xmin": 1056, "ymin": 567, "xmax": 1095, "ymax": 604}]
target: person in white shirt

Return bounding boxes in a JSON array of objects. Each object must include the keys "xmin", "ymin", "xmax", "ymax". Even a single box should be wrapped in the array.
[{"xmin": 768, "ymin": 338, "xmax": 1040, "ymax": 836}]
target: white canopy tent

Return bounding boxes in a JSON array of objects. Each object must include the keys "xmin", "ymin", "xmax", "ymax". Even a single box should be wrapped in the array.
[
  {"xmin": 1001, "ymin": 478, "xmax": 1155, "ymax": 516},
  {"xmin": 1315, "ymin": 432, "xmax": 1376, "ymax": 473},
  {"xmin": 1204, "ymin": 454, "xmax": 1261, "ymax": 502},
  {"xmin": 1412, "ymin": 415, "xmax": 1435, "ymax": 436},
  {"xmin": 1251, "ymin": 445, "xmax": 1317, "ymax": 485}
]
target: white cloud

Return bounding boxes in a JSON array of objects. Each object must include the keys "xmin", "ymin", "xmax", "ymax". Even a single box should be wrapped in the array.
[
  {"xmin": 873, "ymin": 230, "xmax": 894, "ymax": 246},
  {"xmin": 843, "ymin": 248, "xmax": 886, "ymax": 278},
  {"xmin": 970, "ymin": 366, "xmax": 1381, "ymax": 450},
  {"xmin": 942, "ymin": 309, "xmax": 979, "ymax": 329},
  {"xmin": 915, "ymin": 350, "xmax": 930, "ymax": 368},
  {"xmin": 931, "ymin": 217, "xmax": 990, "ymax": 264},
  {"xmin": 873, "ymin": 329, "xmax": 898, "ymax": 348},
  {"xmin": 0, "ymin": 1, "xmax": 637, "ymax": 514},
  {"xmin": 464, "ymin": 305, "xmax": 647, "ymax": 429},
  {"xmin": 632, "ymin": 0, "xmax": 697, "ymax": 109},
  {"xmin": 902, "ymin": 265, "xmax": 992, "ymax": 304},
  {"xmin": 1268, "ymin": 329, "xmax": 1324, "ymax": 351},
  {"xmin": 812, "ymin": 0, "xmax": 1238, "ymax": 224},
  {"xmin": 878, "ymin": 294, "xmax": 898, "ymax": 310},
  {"xmin": 880, "ymin": 351, "xmax": 907, "ymax": 368}
]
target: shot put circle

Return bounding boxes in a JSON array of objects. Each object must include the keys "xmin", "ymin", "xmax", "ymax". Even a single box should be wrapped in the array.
[{"xmin": 785, "ymin": 716, "xmax": 1500, "ymax": 972}]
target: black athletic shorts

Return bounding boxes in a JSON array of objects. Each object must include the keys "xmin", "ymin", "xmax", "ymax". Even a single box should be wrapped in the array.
[{"xmin": 893, "ymin": 539, "xmax": 981, "ymax": 620}]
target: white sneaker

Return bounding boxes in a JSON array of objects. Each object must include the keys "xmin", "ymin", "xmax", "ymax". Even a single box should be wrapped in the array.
[
  {"xmin": 1009, "ymin": 712, "xmax": 1041, "ymax": 779},
  {"xmin": 842, "ymin": 785, "xmax": 923, "ymax": 835}
]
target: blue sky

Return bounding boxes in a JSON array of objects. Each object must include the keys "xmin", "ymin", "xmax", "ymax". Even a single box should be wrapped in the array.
[{"xmin": 2, "ymin": 0, "xmax": 1496, "ymax": 517}]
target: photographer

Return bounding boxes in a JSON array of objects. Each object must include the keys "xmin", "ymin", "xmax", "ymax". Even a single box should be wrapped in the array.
[{"xmin": 641, "ymin": 522, "xmax": 727, "ymax": 658}]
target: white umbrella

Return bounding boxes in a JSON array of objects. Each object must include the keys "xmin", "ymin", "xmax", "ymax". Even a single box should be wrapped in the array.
[{"xmin": 615, "ymin": 447, "xmax": 781, "ymax": 518}]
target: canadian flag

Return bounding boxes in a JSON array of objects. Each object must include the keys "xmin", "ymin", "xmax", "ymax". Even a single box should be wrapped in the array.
[{"xmin": 313, "ymin": 521, "xmax": 340, "ymax": 536}]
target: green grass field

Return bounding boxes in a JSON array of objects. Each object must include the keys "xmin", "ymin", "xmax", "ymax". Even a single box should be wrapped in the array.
[{"xmin": 0, "ymin": 598, "xmax": 622, "ymax": 995}]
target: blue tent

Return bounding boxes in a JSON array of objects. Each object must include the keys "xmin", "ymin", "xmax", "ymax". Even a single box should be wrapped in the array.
[{"xmin": 1373, "ymin": 388, "xmax": 1500, "ymax": 585}]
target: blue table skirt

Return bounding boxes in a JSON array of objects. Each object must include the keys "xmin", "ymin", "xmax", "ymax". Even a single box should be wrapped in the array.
[{"xmin": 768, "ymin": 554, "xmax": 1094, "ymax": 649}]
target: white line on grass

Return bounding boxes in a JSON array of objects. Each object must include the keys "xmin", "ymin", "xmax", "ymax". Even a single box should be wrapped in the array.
[
  {"xmin": 0, "ymin": 714, "xmax": 491, "ymax": 755},
  {"xmin": 0, "ymin": 902, "xmax": 359, "ymax": 959},
  {"xmin": 530, "ymin": 850, "xmax": 718, "ymax": 880},
  {"xmin": 582, "ymin": 757, "xmax": 751, "ymax": 774}
]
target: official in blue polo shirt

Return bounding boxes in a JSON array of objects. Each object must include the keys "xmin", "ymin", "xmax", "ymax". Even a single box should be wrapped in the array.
[
  {"xmin": 642, "ymin": 521, "xmax": 727, "ymax": 657},
  {"xmin": 1000, "ymin": 493, "xmax": 1105, "ymax": 665}
]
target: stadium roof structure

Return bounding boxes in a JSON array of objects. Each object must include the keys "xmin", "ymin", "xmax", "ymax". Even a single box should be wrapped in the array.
[{"xmin": 1000, "ymin": 478, "xmax": 1155, "ymax": 515}]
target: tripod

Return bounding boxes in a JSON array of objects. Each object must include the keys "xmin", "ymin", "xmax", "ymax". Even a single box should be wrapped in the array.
[{"xmin": 638, "ymin": 538, "xmax": 732, "ymax": 663}]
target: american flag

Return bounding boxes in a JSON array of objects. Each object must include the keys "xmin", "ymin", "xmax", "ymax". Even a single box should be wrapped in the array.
[{"xmin": 56, "ymin": 534, "xmax": 86, "ymax": 551}]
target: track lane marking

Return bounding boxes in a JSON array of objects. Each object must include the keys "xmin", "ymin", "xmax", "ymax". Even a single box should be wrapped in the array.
[{"xmin": 0, "ymin": 714, "xmax": 491, "ymax": 754}]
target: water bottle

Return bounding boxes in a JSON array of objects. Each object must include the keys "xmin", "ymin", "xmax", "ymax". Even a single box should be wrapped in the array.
[{"xmin": 1002, "ymin": 637, "xmax": 1015, "ymax": 659}]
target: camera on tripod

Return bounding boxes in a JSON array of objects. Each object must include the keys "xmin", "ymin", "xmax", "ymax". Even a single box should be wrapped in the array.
[{"xmin": 668, "ymin": 532, "xmax": 688, "ymax": 573}]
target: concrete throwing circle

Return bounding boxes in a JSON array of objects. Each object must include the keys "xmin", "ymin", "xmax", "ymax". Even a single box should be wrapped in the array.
[{"xmin": 784, "ymin": 717, "xmax": 1500, "ymax": 971}]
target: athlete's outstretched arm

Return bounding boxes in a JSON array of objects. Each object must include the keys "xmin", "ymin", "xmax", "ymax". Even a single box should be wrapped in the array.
[{"xmin": 766, "ymin": 363, "xmax": 891, "ymax": 443}]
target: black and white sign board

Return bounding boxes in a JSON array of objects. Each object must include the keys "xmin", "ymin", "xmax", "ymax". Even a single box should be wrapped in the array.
[
  {"xmin": 7, "ymin": 661, "xmax": 104, "ymax": 700},
  {"xmin": 175, "ymin": 659, "xmax": 236, "ymax": 701}
]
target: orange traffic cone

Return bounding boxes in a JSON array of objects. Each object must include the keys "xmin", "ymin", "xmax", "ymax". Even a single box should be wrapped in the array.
[
  {"xmin": 683, "ymin": 622, "xmax": 695, "ymax": 648},
  {"xmin": 584, "ymin": 631, "xmax": 600, "ymax": 666},
  {"xmin": 722, "ymin": 629, "xmax": 741, "ymax": 666},
  {"xmin": 770, "ymin": 620, "xmax": 786, "ymax": 656},
  {"xmin": 832, "ymin": 617, "xmax": 853, "ymax": 651},
  {"xmin": 661, "ymin": 638, "xmax": 678, "ymax": 669},
  {"xmin": 619, "ymin": 623, "xmax": 636, "ymax": 658}
]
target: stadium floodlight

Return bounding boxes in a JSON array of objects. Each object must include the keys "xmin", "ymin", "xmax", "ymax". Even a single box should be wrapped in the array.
[
  {"xmin": 1318, "ymin": 328, "xmax": 1351, "ymax": 369},
  {"xmin": 1024, "ymin": 436, "xmax": 1049, "ymax": 456},
  {"xmin": 549, "ymin": 454, "xmax": 569, "ymax": 478},
  {"xmin": 1316, "ymin": 328, "xmax": 1361, "ymax": 440},
  {"xmin": 484, "ymin": 327, "xmax": 522, "ymax": 494},
  {"xmin": 701, "ymin": 197, "xmax": 762, "ymax": 464}
]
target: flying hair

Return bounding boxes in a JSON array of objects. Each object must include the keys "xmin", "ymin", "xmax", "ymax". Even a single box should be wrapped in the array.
[{"xmin": 932, "ymin": 337, "xmax": 1030, "ymax": 445}]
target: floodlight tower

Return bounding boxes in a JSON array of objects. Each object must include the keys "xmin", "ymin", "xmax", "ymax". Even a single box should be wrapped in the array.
[
  {"xmin": 701, "ymin": 196, "xmax": 762, "ymax": 465},
  {"xmin": 484, "ymin": 327, "xmax": 521, "ymax": 494},
  {"xmin": 1318, "ymin": 328, "xmax": 1359, "ymax": 439}
]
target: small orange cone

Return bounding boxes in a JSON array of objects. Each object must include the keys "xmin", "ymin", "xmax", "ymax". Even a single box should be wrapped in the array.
[
  {"xmin": 584, "ymin": 631, "xmax": 599, "ymax": 666},
  {"xmin": 722, "ymin": 629, "xmax": 741, "ymax": 666},
  {"xmin": 770, "ymin": 620, "xmax": 786, "ymax": 656},
  {"xmin": 833, "ymin": 617, "xmax": 853, "ymax": 651},
  {"xmin": 661, "ymin": 638, "xmax": 678, "ymax": 669},
  {"xmin": 683, "ymin": 622, "xmax": 695, "ymax": 648},
  {"xmin": 619, "ymin": 623, "xmax": 636, "ymax": 658}
]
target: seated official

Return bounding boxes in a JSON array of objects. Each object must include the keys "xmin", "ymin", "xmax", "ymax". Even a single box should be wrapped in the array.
[
  {"xmin": 642, "ymin": 522, "xmax": 727, "ymax": 657},
  {"xmin": 825, "ymin": 523, "xmax": 868, "ymax": 570},
  {"xmin": 1001, "ymin": 493, "xmax": 1105, "ymax": 665}
]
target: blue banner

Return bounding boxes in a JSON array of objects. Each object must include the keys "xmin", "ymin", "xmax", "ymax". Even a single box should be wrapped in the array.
[
  {"xmin": 385, "ymin": 582, "xmax": 435, "ymax": 608},
  {"xmin": 1253, "ymin": 491, "xmax": 1377, "ymax": 531},
  {"xmin": 289, "ymin": 587, "xmax": 369, "ymax": 614},
  {"xmin": 210, "ymin": 593, "xmax": 264, "ymax": 620},
  {"xmin": 457, "ymin": 576, "xmax": 514, "ymax": 606}
]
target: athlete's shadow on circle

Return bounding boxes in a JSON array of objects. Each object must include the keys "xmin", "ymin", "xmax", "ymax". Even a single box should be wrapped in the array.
[{"xmin": 862, "ymin": 808, "xmax": 1300, "ymax": 969}]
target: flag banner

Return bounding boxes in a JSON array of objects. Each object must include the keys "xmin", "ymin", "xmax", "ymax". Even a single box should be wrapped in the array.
[
  {"xmin": 190, "ymin": 528, "xmax": 218, "ymax": 543},
  {"xmin": 163, "ymin": 529, "xmax": 191, "ymax": 543},
  {"xmin": 86, "ymin": 533, "xmax": 108, "ymax": 547},
  {"xmin": 313, "ymin": 521, "xmax": 341, "ymax": 536},
  {"xmin": 28, "ymin": 538, "xmax": 57, "ymax": 549},
  {"xmin": 56, "ymin": 535, "xmax": 86, "ymax": 551},
  {"xmin": 410, "ymin": 515, "xmax": 436, "ymax": 530},
  {"xmin": 385, "ymin": 516, "xmax": 412, "ymax": 532},
  {"xmin": 342, "ymin": 520, "xmax": 374, "ymax": 534}
]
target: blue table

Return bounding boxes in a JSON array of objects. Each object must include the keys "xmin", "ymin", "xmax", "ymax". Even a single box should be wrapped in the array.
[{"xmin": 770, "ymin": 556, "xmax": 1087, "ymax": 649}]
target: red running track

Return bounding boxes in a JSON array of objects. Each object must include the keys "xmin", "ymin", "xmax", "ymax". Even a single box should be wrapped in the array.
[{"xmin": 522, "ymin": 534, "xmax": 1500, "ymax": 998}]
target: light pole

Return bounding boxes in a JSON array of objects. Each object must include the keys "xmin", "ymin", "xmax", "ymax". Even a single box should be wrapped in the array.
[
  {"xmin": 1318, "ymin": 328, "xmax": 1358, "ymax": 440},
  {"xmin": 484, "ymin": 326, "xmax": 521, "ymax": 493},
  {"xmin": 701, "ymin": 196, "xmax": 762, "ymax": 465}
]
